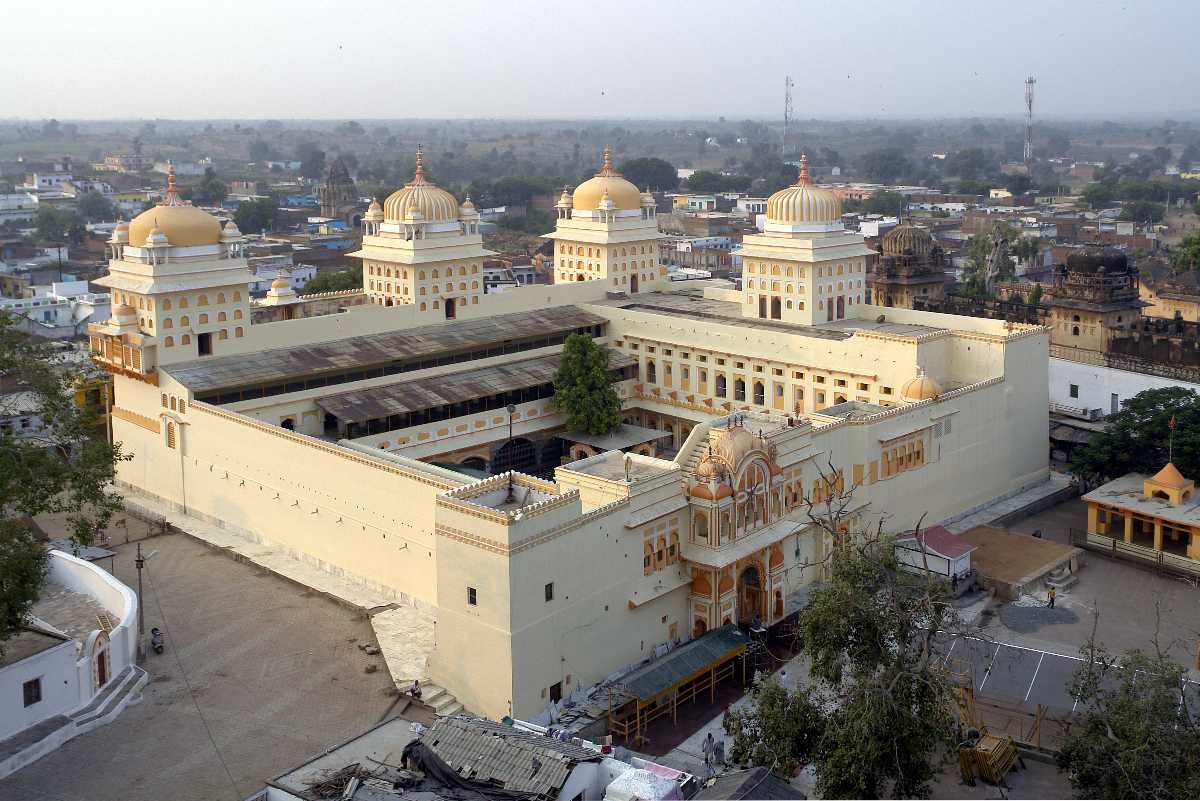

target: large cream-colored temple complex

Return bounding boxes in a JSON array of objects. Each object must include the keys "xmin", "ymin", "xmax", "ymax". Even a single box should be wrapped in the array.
[{"xmin": 89, "ymin": 152, "xmax": 1049, "ymax": 720}]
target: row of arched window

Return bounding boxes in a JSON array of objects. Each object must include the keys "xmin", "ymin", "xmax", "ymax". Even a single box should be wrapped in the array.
[{"xmin": 161, "ymin": 327, "xmax": 243, "ymax": 348}]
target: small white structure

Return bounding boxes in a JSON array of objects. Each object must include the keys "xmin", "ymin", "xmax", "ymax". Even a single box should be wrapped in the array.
[
  {"xmin": 894, "ymin": 525, "xmax": 977, "ymax": 579},
  {"xmin": 0, "ymin": 549, "xmax": 146, "ymax": 779}
]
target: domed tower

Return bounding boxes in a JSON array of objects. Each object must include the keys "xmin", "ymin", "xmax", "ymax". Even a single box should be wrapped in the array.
[
  {"xmin": 868, "ymin": 223, "xmax": 947, "ymax": 309},
  {"xmin": 88, "ymin": 164, "xmax": 252, "ymax": 375},
  {"xmin": 349, "ymin": 146, "xmax": 494, "ymax": 319},
  {"xmin": 543, "ymin": 146, "xmax": 663, "ymax": 292},
  {"xmin": 740, "ymin": 154, "xmax": 875, "ymax": 325},
  {"xmin": 1043, "ymin": 248, "xmax": 1145, "ymax": 353},
  {"xmin": 318, "ymin": 157, "xmax": 360, "ymax": 226}
]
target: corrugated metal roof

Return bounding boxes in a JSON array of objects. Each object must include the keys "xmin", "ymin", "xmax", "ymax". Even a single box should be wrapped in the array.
[
  {"xmin": 422, "ymin": 717, "xmax": 599, "ymax": 799},
  {"xmin": 620, "ymin": 624, "xmax": 748, "ymax": 701},
  {"xmin": 314, "ymin": 349, "xmax": 635, "ymax": 423},
  {"xmin": 693, "ymin": 768, "xmax": 805, "ymax": 800},
  {"xmin": 166, "ymin": 305, "xmax": 606, "ymax": 394}
]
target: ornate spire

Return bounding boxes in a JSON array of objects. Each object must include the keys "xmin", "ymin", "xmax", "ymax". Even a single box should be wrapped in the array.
[
  {"xmin": 162, "ymin": 162, "xmax": 183, "ymax": 206},
  {"xmin": 409, "ymin": 144, "xmax": 427, "ymax": 185},
  {"xmin": 596, "ymin": 145, "xmax": 620, "ymax": 177},
  {"xmin": 794, "ymin": 153, "xmax": 810, "ymax": 187}
]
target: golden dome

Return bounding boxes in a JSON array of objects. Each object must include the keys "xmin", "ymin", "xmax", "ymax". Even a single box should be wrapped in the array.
[
  {"xmin": 901, "ymin": 368, "xmax": 943, "ymax": 402},
  {"xmin": 766, "ymin": 154, "xmax": 842, "ymax": 225},
  {"xmin": 572, "ymin": 147, "xmax": 642, "ymax": 211},
  {"xmin": 363, "ymin": 199, "xmax": 384, "ymax": 222},
  {"xmin": 269, "ymin": 275, "xmax": 290, "ymax": 290},
  {"xmin": 129, "ymin": 167, "xmax": 222, "ymax": 247},
  {"xmin": 882, "ymin": 224, "xmax": 934, "ymax": 257},
  {"xmin": 383, "ymin": 145, "xmax": 459, "ymax": 224}
]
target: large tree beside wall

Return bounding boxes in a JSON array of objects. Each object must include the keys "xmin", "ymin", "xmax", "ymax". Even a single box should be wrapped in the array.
[
  {"xmin": 1070, "ymin": 386, "xmax": 1200, "ymax": 483},
  {"xmin": 0, "ymin": 313, "xmax": 127, "ymax": 653},
  {"xmin": 551, "ymin": 333, "xmax": 621, "ymax": 437}
]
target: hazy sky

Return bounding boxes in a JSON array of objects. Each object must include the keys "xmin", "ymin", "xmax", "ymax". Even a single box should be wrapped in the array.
[{"xmin": 5, "ymin": 0, "xmax": 1196, "ymax": 120}]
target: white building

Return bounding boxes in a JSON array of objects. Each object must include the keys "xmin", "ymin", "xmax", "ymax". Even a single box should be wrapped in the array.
[
  {"xmin": 0, "ymin": 550, "xmax": 146, "ymax": 779},
  {"xmin": 0, "ymin": 281, "xmax": 112, "ymax": 340},
  {"xmin": 0, "ymin": 192, "xmax": 39, "ymax": 223}
]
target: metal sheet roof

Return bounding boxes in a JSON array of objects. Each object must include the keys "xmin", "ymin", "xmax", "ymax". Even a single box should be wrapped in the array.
[
  {"xmin": 422, "ymin": 717, "xmax": 599, "ymax": 799},
  {"xmin": 166, "ymin": 305, "xmax": 607, "ymax": 394},
  {"xmin": 620, "ymin": 624, "xmax": 748, "ymax": 702},
  {"xmin": 314, "ymin": 350, "xmax": 635, "ymax": 423}
]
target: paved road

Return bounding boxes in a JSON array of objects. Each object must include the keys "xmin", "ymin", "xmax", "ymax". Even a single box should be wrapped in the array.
[{"xmin": 2, "ymin": 531, "xmax": 399, "ymax": 801}]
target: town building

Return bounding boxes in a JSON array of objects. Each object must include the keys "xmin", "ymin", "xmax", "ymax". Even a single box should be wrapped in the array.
[
  {"xmin": 98, "ymin": 152, "xmax": 152, "ymax": 173},
  {"xmin": 0, "ymin": 280, "xmax": 111, "ymax": 340},
  {"xmin": 1083, "ymin": 462, "xmax": 1200, "ymax": 565},
  {"xmin": 867, "ymin": 224, "xmax": 948, "ymax": 309},
  {"xmin": 89, "ymin": 151, "xmax": 1049, "ymax": 721},
  {"xmin": 0, "ymin": 192, "xmax": 39, "ymax": 224},
  {"xmin": 0, "ymin": 549, "xmax": 145, "ymax": 779}
]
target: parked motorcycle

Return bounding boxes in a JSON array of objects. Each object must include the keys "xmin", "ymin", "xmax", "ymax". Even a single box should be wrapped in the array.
[{"xmin": 150, "ymin": 627, "xmax": 164, "ymax": 655}]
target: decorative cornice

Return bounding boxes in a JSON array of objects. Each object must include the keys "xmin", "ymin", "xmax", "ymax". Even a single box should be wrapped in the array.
[{"xmin": 112, "ymin": 405, "xmax": 160, "ymax": 433}]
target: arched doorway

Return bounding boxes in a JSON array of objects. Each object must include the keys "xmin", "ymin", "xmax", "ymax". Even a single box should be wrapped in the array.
[
  {"xmin": 770, "ymin": 296, "xmax": 781, "ymax": 319},
  {"xmin": 492, "ymin": 437, "xmax": 536, "ymax": 474},
  {"xmin": 445, "ymin": 297, "xmax": 456, "ymax": 319},
  {"xmin": 836, "ymin": 296, "xmax": 845, "ymax": 319},
  {"xmin": 693, "ymin": 619, "xmax": 708, "ymax": 638},
  {"xmin": 758, "ymin": 295, "xmax": 767, "ymax": 318},
  {"xmin": 281, "ymin": 418, "xmax": 295, "ymax": 431},
  {"xmin": 737, "ymin": 564, "xmax": 763, "ymax": 625},
  {"xmin": 631, "ymin": 274, "xmax": 639, "ymax": 293},
  {"xmin": 460, "ymin": 456, "xmax": 487, "ymax": 472}
]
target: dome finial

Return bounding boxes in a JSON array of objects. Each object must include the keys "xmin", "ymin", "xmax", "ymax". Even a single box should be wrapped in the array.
[
  {"xmin": 411, "ymin": 144, "xmax": 426, "ymax": 185},
  {"xmin": 163, "ymin": 161, "xmax": 183, "ymax": 206},
  {"xmin": 597, "ymin": 145, "xmax": 619, "ymax": 177},
  {"xmin": 795, "ymin": 153, "xmax": 810, "ymax": 187}
]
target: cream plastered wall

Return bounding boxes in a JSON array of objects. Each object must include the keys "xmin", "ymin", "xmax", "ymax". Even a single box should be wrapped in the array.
[{"xmin": 113, "ymin": 371, "xmax": 466, "ymax": 607}]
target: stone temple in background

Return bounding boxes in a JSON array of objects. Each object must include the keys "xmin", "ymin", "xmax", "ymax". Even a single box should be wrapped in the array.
[{"xmin": 319, "ymin": 157, "xmax": 360, "ymax": 227}]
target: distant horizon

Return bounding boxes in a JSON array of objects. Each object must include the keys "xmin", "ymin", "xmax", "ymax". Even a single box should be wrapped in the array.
[{"xmin": 3, "ymin": 0, "xmax": 1196, "ymax": 120}]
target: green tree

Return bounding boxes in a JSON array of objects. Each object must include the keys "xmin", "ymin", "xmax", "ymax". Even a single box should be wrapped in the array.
[
  {"xmin": 863, "ymin": 190, "xmax": 905, "ymax": 216},
  {"xmin": 76, "ymin": 192, "xmax": 116, "ymax": 223},
  {"xmin": 233, "ymin": 197, "xmax": 277, "ymax": 235},
  {"xmin": 1119, "ymin": 200, "xmax": 1164, "ymax": 224},
  {"xmin": 1028, "ymin": 283, "xmax": 1043, "ymax": 305},
  {"xmin": 620, "ymin": 158, "xmax": 677, "ymax": 191},
  {"xmin": 1058, "ymin": 642, "xmax": 1200, "ymax": 799},
  {"xmin": 1080, "ymin": 183, "xmax": 1114, "ymax": 209},
  {"xmin": 0, "ymin": 313, "xmax": 127, "ymax": 651},
  {"xmin": 1172, "ymin": 233, "xmax": 1200, "ymax": 271},
  {"xmin": 34, "ymin": 206, "xmax": 83, "ymax": 245},
  {"xmin": 727, "ymin": 677, "xmax": 825, "ymax": 775},
  {"xmin": 1004, "ymin": 174, "xmax": 1033, "ymax": 196},
  {"xmin": 945, "ymin": 148, "xmax": 991, "ymax": 181},
  {"xmin": 858, "ymin": 148, "xmax": 911, "ymax": 184},
  {"xmin": 1011, "ymin": 236, "xmax": 1042, "ymax": 271},
  {"xmin": 188, "ymin": 167, "xmax": 227, "ymax": 206},
  {"xmin": 1070, "ymin": 386, "xmax": 1200, "ymax": 483},
  {"xmin": 301, "ymin": 269, "xmax": 362, "ymax": 294},
  {"xmin": 551, "ymin": 334, "xmax": 621, "ymax": 436}
]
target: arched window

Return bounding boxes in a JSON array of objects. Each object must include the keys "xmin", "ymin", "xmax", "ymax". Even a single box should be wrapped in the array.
[
  {"xmin": 694, "ymin": 512, "xmax": 709, "ymax": 542},
  {"xmin": 420, "ymin": 303, "xmax": 427, "ymax": 311},
  {"xmin": 179, "ymin": 297, "xmax": 188, "ymax": 308},
  {"xmin": 164, "ymin": 336, "xmax": 174, "ymax": 347},
  {"xmin": 647, "ymin": 360, "xmax": 657, "ymax": 383},
  {"xmin": 217, "ymin": 292, "xmax": 226, "ymax": 303},
  {"xmin": 198, "ymin": 313, "xmax": 208, "ymax": 324},
  {"xmin": 161, "ymin": 393, "xmax": 168, "ymax": 408},
  {"xmin": 656, "ymin": 536, "xmax": 667, "ymax": 567},
  {"xmin": 162, "ymin": 299, "xmax": 172, "ymax": 310},
  {"xmin": 198, "ymin": 295, "xmax": 208, "ymax": 306},
  {"xmin": 432, "ymin": 269, "xmax": 439, "ymax": 278},
  {"xmin": 166, "ymin": 422, "xmax": 176, "ymax": 449},
  {"xmin": 753, "ymin": 382, "xmax": 765, "ymax": 405},
  {"xmin": 162, "ymin": 318, "xmax": 173, "ymax": 329},
  {"xmin": 218, "ymin": 312, "xmax": 227, "ymax": 322},
  {"xmin": 170, "ymin": 397, "xmax": 177, "ymax": 410},
  {"xmin": 219, "ymin": 330, "xmax": 228, "ymax": 340},
  {"xmin": 735, "ymin": 379, "xmax": 746, "ymax": 402},
  {"xmin": 668, "ymin": 532, "xmax": 679, "ymax": 563},
  {"xmin": 234, "ymin": 309, "xmax": 242, "ymax": 320},
  {"xmin": 180, "ymin": 315, "xmax": 190, "ymax": 326},
  {"xmin": 716, "ymin": 375, "xmax": 727, "ymax": 397},
  {"xmin": 235, "ymin": 327, "xmax": 244, "ymax": 337},
  {"xmin": 643, "ymin": 541, "xmax": 653, "ymax": 576},
  {"xmin": 181, "ymin": 334, "xmax": 191, "ymax": 345}
]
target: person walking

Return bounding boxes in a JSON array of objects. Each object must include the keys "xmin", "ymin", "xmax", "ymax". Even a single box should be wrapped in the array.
[
  {"xmin": 1047, "ymin": 587, "xmax": 1057, "ymax": 609},
  {"xmin": 702, "ymin": 731, "xmax": 715, "ymax": 774}
]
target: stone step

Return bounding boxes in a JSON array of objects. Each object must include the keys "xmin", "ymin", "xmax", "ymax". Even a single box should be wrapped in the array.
[
  {"xmin": 436, "ymin": 701, "xmax": 464, "ymax": 718},
  {"xmin": 431, "ymin": 693, "xmax": 460, "ymax": 715},
  {"xmin": 73, "ymin": 666, "xmax": 147, "ymax": 728},
  {"xmin": 1046, "ymin": 573, "xmax": 1078, "ymax": 591},
  {"xmin": 420, "ymin": 684, "xmax": 447, "ymax": 703}
]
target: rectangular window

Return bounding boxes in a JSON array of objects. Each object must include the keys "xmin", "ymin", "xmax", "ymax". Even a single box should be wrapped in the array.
[
  {"xmin": 544, "ymin": 582, "xmax": 554, "ymax": 602},
  {"xmin": 467, "ymin": 587, "xmax": 477, "ymax": 606},
  {"xmin": 197, "ymin": 331, "xmax": 213, "ymax": 356},
  {"xmin": 858, "ymin": 382, "xmax": 869, "ymax": 391},
  {"xmin": 943, "ymin": 417, "xmax": 952, "ymax": 435},
  {"xmin": 1069, "ymin": 384, "xmax": 1079, "ymax": 399},
  {"xmin": 881, "ymin": 386, "xmax": 893, "ymax": 395},
  {"xmin": 23, "ymin": 678, "xmax": 41, "ymax": 707},
  {"xmin": 835, "ymin": 379, "xmax": 847, "ymax": 387}
]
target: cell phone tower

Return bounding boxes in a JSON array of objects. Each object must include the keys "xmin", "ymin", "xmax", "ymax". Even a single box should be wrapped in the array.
[
  {"xmin": 1024, "ymin": 76, "xmax": 1036, "ymax": 166},
  {"xmin": 783, "ymin": 76, "xmax": 794, "ymax": 156}
]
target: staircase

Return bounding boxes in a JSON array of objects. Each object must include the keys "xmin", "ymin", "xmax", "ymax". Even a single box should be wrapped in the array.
[
  {"xmin": 1045, "ymin": 566, "xmax": 1078, "ymax": 592},
  {"xmin": 420, "ymin": 684, "xmax": 463, "ymax": 717},
  {"xmin": 70, "ymin": 665, "xmax": 148, "ymax": 729}
]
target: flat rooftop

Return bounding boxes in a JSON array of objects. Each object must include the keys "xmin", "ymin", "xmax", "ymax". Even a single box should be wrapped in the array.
[
  {"xmin": 169, "ymin": 305, "xmax": 606, "ymax": 397},
  {"xmin": 813, "ymin": 399, "xmax": 889, "ymax": 420},
  {"xmin": 316, "ymin": 349, "xmax": 635, "ymax": 424},
  {"xmin": 597, "ymin": 291, "xmax": 944, "ymax": 339},
  {"xmin": 0, "ymin": 626, "xmax": 70, "ymax": 669},
  {"xmin": 566, "ymin": 450, "xmax": 674, "ymax": 482},
  {"xmin": 1083, "ymin": 473, "xmax": 1200, "ymax": 526},
  {"xmin": 31, "ymin": 581, "xmax": 110, "ymax": 643},
  {"xmin": 443, "ymin": 473, "xmax": 562, "ymax": 513},
  {"xmin": 563, "ymin": 423, "xmax": 670, "ymax": 451}
]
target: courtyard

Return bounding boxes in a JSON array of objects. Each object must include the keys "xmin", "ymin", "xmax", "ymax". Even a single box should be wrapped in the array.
[{"xmin": 1, "ymin": 528, "xmax": 403, "ymax": 801}]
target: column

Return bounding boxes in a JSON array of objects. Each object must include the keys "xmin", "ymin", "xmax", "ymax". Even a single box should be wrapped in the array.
[
  {"xmin": 1086, "ymin": 502, "xmax": 1099, "ymax": 535},
  {"xmin": 1124, "ymin": 512, "xmax": 1134, "ymax": 544},
  {"xmin": 1153, "ymin": 519, "xmax": 1163, "ymax": 552}
]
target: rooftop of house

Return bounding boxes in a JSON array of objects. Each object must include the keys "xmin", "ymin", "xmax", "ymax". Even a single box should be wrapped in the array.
[
  {"xmin": 562, "ymin": 424, "xmax": 670, "ymax": 453},
  {"xmin": 30, "ymin": 581, "xmax": 110, "ymax": 644},
  {"xmin": 0, "ymin": 625, "xmax": 71, "ymax": 669},
  {"xmin": 563, "ymin": 449, "xmax": 675, "ymax": 482},
  {"xmin": 171, "ymin": 305, "xmax": 606, "ymax": 398},
  {"xmin": 443, "ymin": 472, "xmax": 562, "ymax": 513},
  {"xmin": 1083, "ymin": 472, "xmax": 1200, "ymax": 526}
]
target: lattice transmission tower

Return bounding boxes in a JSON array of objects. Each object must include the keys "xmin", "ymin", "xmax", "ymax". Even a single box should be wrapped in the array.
[{"xmin": 1024, "ymin": 76, "xmax": 1036, "ymax": 166}]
